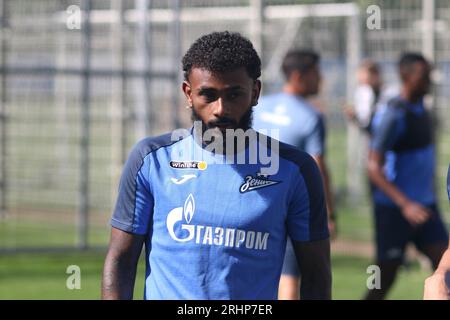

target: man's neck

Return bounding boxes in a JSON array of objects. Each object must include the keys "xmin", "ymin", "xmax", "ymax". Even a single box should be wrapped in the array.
[
  {"xmin": 400, "ymin": 87, "xmax": 423, "ymax": 104},
  {"xmin": 283, "ymin": 84, "xmax": 307, "ymax": 98}
]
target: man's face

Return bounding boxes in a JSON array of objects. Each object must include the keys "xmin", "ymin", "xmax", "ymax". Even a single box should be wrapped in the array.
[
  {"xmin": 368, "ymin": 71, "xmax": 382, "ymax": 92},
  {"xmin": 305, "ymin": 65, "xmax": 321, "ymax": 95},
  {"xmin": 182, "ymin": 67, "xmax": 261, "ymax": 133},
  {"xmin": 405, "ymin": 61, "xmax": 432, "ymax": 97},
  {"xmin": 294, "ymin": 64, "xmax": 321, "ymax": 96}
]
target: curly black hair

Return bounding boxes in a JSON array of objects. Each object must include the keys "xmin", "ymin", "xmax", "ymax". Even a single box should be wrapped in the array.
[
  {"xmin": 182, "ymin": 31, "xmax": 261, "ymax": 81},
  {"xmin": 398, "ymin": 52, "xmax": 428, "ymax": 79}
]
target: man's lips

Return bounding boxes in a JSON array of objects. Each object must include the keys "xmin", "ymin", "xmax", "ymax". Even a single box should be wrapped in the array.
[{"xmin": 211, "ymin": 123, "xmax": 235, "ymax": 130}]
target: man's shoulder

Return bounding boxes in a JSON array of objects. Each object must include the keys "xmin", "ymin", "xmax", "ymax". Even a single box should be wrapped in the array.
[
  {"xmin": 386, "ymin": 96, "xmax": 407, "ymax": 110},
  {"xmin": 293, "ymin": 98, "xmax": 323, "ymax": 125},
  {"xmin": 274, "ymin": 139, "xmax": 323, "ymax": 195},
  {"xmin": 279, "ymin": 141, "xmax": 318, "ymax": 172},
  {"xmin": 374, "ymin": 97, "xmax": 404, "ymax": 124},
  {"xmin": 128, "ymin": 131, "xmax": 189, "ymax": 162},
  {"xmin": 385, "ymin": 96, "xmax": 421, "ymax": 120},
  {"xmin": 258, "ymin": 131, "xmax": 317, "ymax": 172},
  {"xmin": 258, "ymin": 93, "xmax": 321, "ymax": 122},
  {"xmin": 134, "ymin": 132, "xmax": 175, "ymax": 153},
  {"xmin": 259, "ymin": 92, "xmax": 285, "ymax": 103},
  {"xmin": 259, "ymin": 92, "xmax": 301, "ymax": 108}
]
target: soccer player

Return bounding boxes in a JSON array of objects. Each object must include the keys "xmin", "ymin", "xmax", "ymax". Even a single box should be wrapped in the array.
[
  {"xmin": 344, "ymin": 59, "xmax": 383, "ymax": 134},
  {"xmin": 101, "ymin": 31, "xmax": 331, "ymax": 300},
  {"xmin": 423, "ymin": 164, "xmax": 450, "ymax": 300},
  {"xmin": 365, "ymin": 53, "xmax": 449, "ymax": 300},
  {"xmin": 252, "ymin": 50, "xmax": 335, "ymax": 300}
]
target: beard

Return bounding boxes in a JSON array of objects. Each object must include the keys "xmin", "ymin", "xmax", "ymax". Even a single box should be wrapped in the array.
[
  {"xmin": 190, "ymin": 106, "xmax": 253, "ymax": 133},
  {"xmin": 190, "ymin": 105, "xmax": 254, "ymax": 153}
]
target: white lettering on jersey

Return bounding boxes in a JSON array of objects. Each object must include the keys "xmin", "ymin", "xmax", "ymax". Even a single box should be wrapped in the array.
[
  {"xmin": 239, "ymin": 174, "xmax": 281, "ymax": 193},
  {"xmin": 260, "ymin": 111, "xmax": 291, "ymax": 126},
  {"xmin": 166, "ymin": 194, "xmax": 269, "ymax": 251}
]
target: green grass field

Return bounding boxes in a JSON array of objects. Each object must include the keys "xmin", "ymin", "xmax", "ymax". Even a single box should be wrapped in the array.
[
  {"xmin": 0, "ymin": 251, "xmax": 430, "ymax": 300},
  {"xmin": 0, "ymin": 194, "xmax": 441, "ymax": 300},
  {"xmin": 0, "ymin": 119, "xmax": 448, "ymax": 300}
]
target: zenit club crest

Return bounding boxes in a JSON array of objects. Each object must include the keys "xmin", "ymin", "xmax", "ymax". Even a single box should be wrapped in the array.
[
  {"xmin": 169, "ymin": 161, "xmax": 207, "ymax": 170},
  {"xmin": 239, "ymin": 173, "xmax": 281, "ymax": 193}
]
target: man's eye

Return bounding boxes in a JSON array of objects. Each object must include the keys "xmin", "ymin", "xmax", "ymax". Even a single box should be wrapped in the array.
[
  {"xmin": 228, "ymin": 92, "xmax": 241, "ymax": 100},
  {"xmin": 201, "ymin": 93, "xmax": 217, "ymax": 102}
]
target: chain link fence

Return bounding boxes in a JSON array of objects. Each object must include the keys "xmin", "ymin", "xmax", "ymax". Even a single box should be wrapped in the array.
[{"xmin": 0, "ymin": 0, "xmax": 448, "ymax": 251}]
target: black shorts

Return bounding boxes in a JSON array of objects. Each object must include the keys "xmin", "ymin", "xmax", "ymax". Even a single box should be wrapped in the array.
[{"xmin": 374, "ymin": 203, "xmax": 448, "ymax": 262}]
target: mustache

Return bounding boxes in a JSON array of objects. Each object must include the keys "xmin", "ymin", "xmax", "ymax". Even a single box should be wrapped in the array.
[
  {"xmin": 191, "ymin": 105, "xmax": 253, "ymax": 131},
  {"xmin": 207, "ymin": 118, "xmax": 237, "ymax": 128}
]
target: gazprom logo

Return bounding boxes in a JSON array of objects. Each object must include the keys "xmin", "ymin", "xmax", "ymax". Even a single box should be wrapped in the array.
[
  {"xmin": 166, "ymin": 194, "xmax": 270, "ymax": 250},
  {"xmin": 166, "ymin": 194, "xmax": 195, "ymax": 242}
]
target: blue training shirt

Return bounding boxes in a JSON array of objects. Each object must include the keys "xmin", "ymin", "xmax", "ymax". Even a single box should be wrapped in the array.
[
  {"xmin": 111, "ymin": 128, "xmax": 328, "ymax": 300},
  {"xmin": 370, "ymin": 96, "xmax": 436, "ymax": 206},
  {"xmin": 253, "ymin": 92, "xmax": 326, "ymax": 156}
]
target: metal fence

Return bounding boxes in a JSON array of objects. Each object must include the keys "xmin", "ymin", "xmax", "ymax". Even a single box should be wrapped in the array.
[{"xmin": 0, "ymin": 0, "xmax": 448, "ymax": 251}]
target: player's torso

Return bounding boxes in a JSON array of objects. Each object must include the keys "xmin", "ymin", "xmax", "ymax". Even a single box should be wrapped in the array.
[
  {"xmin": 144, "ymin": 134, "xmax": 297, "ymax": 299},
  {"xmin": 375, "ymin": 99, "xmax": 436, "ymax": 205},
  {"xmin": 391, "ymin": 101, "xmax": 432, "ymax": 152}
]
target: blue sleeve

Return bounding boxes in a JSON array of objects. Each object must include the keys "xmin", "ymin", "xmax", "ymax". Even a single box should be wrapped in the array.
[
  {"xmin": 286, "ymin": 152, "xmax": 329, "ymax": 242},
  {"xmin": 111, "ymin": 140, "xmax": 154, "ymax": 235},
  {"xmin": 371, "ymin": 107, "xmax": 403, "ymax": 153},
  {"xmin": 303, "ymin": 115, "xmax": 326, "ymax": 156}
]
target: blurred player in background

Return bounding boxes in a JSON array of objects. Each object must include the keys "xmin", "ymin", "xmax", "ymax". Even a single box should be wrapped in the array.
[
  {"xmin": 344, "ymin": 59, "xmax": 383, "ymax": 134},
  {"xmin": 365, "ymin": 53, "xmax": 448, "ymax": 300},
  {"xmin": 253, "ymin": 50, "xmax": 335, "ymax": 300},
  {"xmin": 344, "ymin": 60, "xmax": 383, "ymax": 200},
  {"xmin": 423, "ymin": 164, "xmax": 450, "ymax": 300},
  {"xmin": 102, "ymin": 32, "xmax": 331, "ymax": 300}
]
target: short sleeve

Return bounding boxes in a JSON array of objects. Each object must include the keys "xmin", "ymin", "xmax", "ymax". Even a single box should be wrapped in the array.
[
  {"xmin": 371, "ymin": 106, "xmax": 402, "ymax": 153},
  {"xmin": 111, "ymin": 141, "xmax": 154, "ymax": 235},
  {"xmin": 286, "ymin": 153, "xmax": 329, "ymax": 242},
  {"xmin": 303, "ymin": 115, "xmax": 326, "ymax": 156}
]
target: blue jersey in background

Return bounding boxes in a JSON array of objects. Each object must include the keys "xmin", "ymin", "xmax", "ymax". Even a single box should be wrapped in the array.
[
  {"xmin": 253, "ymin": 92, "xmax": 325, "ymax": 157},
  {"xmin": 370, "ymin": 96, "xmax": 436, "ymax": 206},
  {"xmin": 252, "ymin": 92, "xmax": 327, "ymax": 277}
]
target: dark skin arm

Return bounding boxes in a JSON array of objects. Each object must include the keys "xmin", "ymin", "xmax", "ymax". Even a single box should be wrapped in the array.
[
  {"xmin": 312, "ymin": 155, "xmax": 336, "ymax": 238},
  {"xmin": 367, "ymin": 150, "xmax": 430, "ymax": 226},
  {"xmin": 293, "ymin": 238, "xmax": 332, "ymax": 300},
  {"xmin": 101, "ymin": 227, "xmax": 145, "ymax": 300}
]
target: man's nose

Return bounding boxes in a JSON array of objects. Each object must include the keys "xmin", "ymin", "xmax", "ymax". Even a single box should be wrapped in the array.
[{"xmin": 213, "ymin": 98, "xmax": 227, "ymax": 117}]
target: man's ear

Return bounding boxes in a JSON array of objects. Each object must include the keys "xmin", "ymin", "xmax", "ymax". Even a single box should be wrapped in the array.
[
  {"xmin": 252, "ymin": 80, "xmax": 262, "ymax": 106},
  {"xmin": 182, "ymin": 81, "xmax": 193, "ymax": 106}
]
